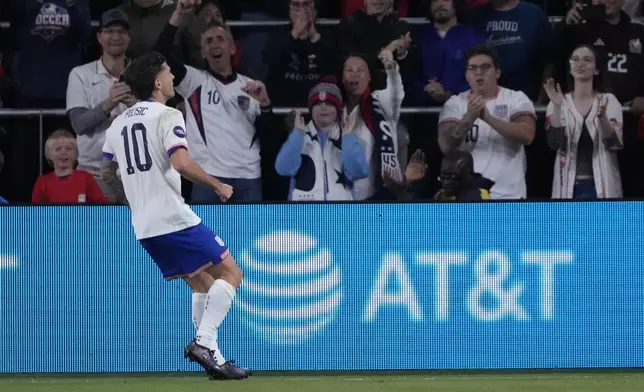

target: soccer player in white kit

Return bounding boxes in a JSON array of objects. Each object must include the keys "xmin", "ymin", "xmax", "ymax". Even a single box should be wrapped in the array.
[
  {"xmin": 99, "ymin": 52, "xmax": 250, "ymax": 380},
  {"xmin": 437, "ymin": 45, "xmax": 537, "ymax": 199}
]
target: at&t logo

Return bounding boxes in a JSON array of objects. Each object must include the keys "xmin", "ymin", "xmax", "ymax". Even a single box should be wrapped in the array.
[{"xmin": 236, "ymin": 231, "xmax": 343, "ymax": 345}]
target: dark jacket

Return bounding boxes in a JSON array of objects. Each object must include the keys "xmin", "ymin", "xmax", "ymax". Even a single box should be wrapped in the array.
[
  {"xmin": 264, "ymin": 29, "xmax": 338, "ymax": 107},
  {"xmin": 10, "ymin": 0, "xmax": 90, "ymax": 100},
  {"xmin": 554, "ymin": 11, "xmax": 644, "ymax": 103},
  {"xmin": 119, "ymin": 0, "xmax": 200, "ymax": 64},
  {"xmin": 434, "ymin": 174, "xmax": 494, "ymax": 201},
  {"xmin": 336, "ymin": 10, "xmax": 414, "ymax": 90}
]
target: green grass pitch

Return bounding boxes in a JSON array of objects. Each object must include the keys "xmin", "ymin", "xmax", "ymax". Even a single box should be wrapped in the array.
[{"xmin": 1, "ymin": 372, "xmax": 643, "ymax": 392}]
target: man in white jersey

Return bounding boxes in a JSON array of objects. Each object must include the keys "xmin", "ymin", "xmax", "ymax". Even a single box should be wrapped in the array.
[
  {"xmin": 100, "ymin": 52, "xmax": 250, "ymax": 380},
  {"xmin": 437, "ymin": 45, "xmax": 536, "ymax": 199},
  {"xmin": 154, "ymin": 0, "xmax": 275, "ymax": 203}
]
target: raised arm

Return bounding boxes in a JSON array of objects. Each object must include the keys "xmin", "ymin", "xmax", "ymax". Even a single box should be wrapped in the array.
[
  {"xmin": 374, "ymin": 50, "xmax": 405, "ymax": 123},
  {"xmin": 153, "ymin": 0, "xmax": 199, "ymax": 86}
]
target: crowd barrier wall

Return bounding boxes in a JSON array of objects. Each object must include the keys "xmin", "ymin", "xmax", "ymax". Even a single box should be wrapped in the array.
[{"xmin": 0, "ymin": 201, "xmax": 642, "ymax": 372}]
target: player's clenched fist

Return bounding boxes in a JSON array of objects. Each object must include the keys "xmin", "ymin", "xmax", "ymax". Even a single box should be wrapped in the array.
[
  {"xmin": 215, "ymin": 183, "xmax": 233, "ymax": 202},
  {"xmin": 242, "ymin": 81, "xmax": 271, "ymax": 107}
]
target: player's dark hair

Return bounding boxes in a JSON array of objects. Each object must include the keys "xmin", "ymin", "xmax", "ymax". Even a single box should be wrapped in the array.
[
  {"xmin": 465, "ymin": 45, "xmax": 501, "ymax": 70},
  {"xmin": 424, "ymin": 0, "xmax": 470, "ymax": 24},
  {"xmin": 567, "ymin": 44, "xmax": 605, "ymax": 93},
  {"xmin": 121, "ymin": 52, "xmax": 167, "ymax": 100}
]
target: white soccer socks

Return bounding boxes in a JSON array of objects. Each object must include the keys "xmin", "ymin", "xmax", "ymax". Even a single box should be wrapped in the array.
[
  {"xmin": 192, "ymin": 292, "xmax": 226, "ymax": 364},
  {"xmin": 191, "ymin": 293, "xmax": 207, "ymax": 330},
  {"xmin": 195, "ymin": 279, "xmax": 236, "ymax": 365}
]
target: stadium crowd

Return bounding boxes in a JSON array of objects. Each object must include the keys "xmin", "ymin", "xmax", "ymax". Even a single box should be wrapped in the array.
[{"xmin": 0, "ymin": 0, "xmax": 643, "ymax": 203}]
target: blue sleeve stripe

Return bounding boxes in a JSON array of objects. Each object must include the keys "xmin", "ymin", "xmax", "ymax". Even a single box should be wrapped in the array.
[
  {"xmin": 167, "ymin": 144, "xmax": 188, "ymax": 157},
  {"xmin": 103, "ymin": 152, "xmax": 114, "ymax": 160}
]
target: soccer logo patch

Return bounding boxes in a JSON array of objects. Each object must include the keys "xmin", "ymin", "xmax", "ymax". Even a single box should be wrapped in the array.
[
  {"xmin": 173, "ymin": 126, "xmax": 186, "ymax": 138},
  {"xmin": 494, "ymin": 104, "xmax": 508, "ymax": 118},
  {"xmin": 237, "ymin": 95, "xmax": 250, "ymax": 111}
]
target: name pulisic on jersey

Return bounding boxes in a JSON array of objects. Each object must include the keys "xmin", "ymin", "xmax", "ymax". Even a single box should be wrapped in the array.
[{"xmin": 125, "ymin": 106, "xmax": 149, "ymax": 119}]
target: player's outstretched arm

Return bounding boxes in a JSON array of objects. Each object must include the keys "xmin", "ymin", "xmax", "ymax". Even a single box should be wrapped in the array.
[
  {"xmin": 169, "ymin": 148, "xmax": 233, "ymax": 202},
  {"xmin": 99, "ymin": 158, "xmax": 128, "ymax": 205}
]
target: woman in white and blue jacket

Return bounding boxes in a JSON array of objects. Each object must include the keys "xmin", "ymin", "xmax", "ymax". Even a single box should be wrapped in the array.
[{"xmin": 275, "ymin": 77, "xmax": 370, "ymax": 201}]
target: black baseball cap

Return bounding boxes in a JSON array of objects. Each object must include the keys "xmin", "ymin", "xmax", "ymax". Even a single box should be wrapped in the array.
[{"xmin": 101, "ymin": 9, "xmax": 130, "ymax": 30}]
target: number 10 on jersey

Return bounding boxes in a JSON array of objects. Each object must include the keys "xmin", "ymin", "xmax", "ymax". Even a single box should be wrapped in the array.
[{"xmin": 121, "ymin": 123, "xmax": 153, "ymax": 175}]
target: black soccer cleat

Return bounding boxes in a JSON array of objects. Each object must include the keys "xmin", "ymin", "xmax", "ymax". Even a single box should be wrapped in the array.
[
  {"xmin": 184, "ymin": 340, "xmax": 219, "ymax": 375},
  {"xmin": 208, "ymin": 360, "xmax": 251, "ymax": 380},
  {"xmin": 210, "ymin": 352, "xmax": 253, "ymax": 377}
]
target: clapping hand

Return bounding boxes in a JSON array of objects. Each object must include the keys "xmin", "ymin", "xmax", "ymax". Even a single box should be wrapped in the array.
[
  {"xmin": 464, "ymin": 94, "xmax": 485, "ymax": 123},
  {"xmin": 596, "ymin": 94, "xmax": 608, "ymax": 118},
  {"xmin": 404, "ymin": 150, "xmax": 428, "ymax": 183},
  {"xmin": 385, "ymin": 32, "xmax": 412, "ymax": 58},
  {"xmin": 543, "ymin": 78, "xmax": 564, "ymax": 107}
]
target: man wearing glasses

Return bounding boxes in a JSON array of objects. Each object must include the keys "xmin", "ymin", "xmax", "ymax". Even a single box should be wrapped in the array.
[{"xmin": 437, "ymin": 45, "xmax": 536, "ymax": 200}]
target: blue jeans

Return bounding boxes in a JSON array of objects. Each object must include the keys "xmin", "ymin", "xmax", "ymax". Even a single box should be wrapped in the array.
[
  {"xmin": 573, "ymin": 178, "xmax": 597, "ymax": 199},
  {"xmin": 191, "ymin": 177, "xmax": 263, "ymax": 204}
]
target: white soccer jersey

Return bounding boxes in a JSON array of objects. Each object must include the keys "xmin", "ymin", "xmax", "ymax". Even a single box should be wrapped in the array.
[
  {"xmin": 177, "ymin": 67, "xmax": 262, "ymax": 179},
  {"xmin": 438, "ymin": 87, "xmax": 536, "ymax": 199},
  {"xmin": 102, "ymin": 101, "xmax": 201, "ymax": 240}
]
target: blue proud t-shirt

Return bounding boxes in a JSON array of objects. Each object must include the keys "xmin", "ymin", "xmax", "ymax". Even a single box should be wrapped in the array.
[{"xmin": 473, "ymin": 1, "xmax": 552, "ymax": 100}]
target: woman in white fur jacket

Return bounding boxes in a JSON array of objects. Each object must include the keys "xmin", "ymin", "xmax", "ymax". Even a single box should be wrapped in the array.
[{"xmin": 544, "ymin": 44, "xmax": 624, "ymax": 199}]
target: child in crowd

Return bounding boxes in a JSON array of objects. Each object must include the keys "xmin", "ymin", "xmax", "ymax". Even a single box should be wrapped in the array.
[{"xmin": 32, "ymin": 130, "xmax": 107, "ymax": 203}]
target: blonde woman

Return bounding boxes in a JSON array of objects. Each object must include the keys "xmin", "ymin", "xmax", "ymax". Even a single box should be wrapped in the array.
[{"xmin": 544, "ymin": 44, "xmax": 623, "ymax": 199}]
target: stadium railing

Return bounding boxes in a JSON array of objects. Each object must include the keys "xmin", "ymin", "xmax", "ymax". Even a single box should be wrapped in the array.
[
  {"xmin": 0, "ymin": 16, "xmax": 566, "ymax": 29},
  {"xmin": 0, "ymin": 105, "xmax": 634, "ymax": 176}
]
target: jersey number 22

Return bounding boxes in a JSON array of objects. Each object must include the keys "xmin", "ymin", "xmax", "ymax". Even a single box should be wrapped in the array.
[
  {"xmin": 607, "ymin": 53, "xmax": 627, "ymax": 74},
  {"xmin": 121, "ymin": 123, "xmax": 153, "ymax": 175}
]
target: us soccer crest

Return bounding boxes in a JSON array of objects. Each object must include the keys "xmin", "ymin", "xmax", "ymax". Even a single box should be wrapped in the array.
[
  {"xmin": 629, "ymin": 38, "xmax": 642, "ymax": 54},
  {"xmin": 237, "ymin": 95, "xmax": 250, "ymax": 111},
  {"xmin": 494, "ymin": 104, "xmax": 508, "ymax": 118}
]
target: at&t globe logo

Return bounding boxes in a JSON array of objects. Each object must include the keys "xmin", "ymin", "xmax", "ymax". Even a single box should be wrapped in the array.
[{"xmin": 236, "ymin": 230, "xmax": 343, "ymax": 345}]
